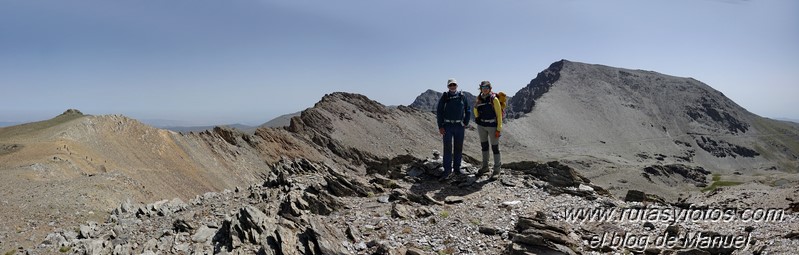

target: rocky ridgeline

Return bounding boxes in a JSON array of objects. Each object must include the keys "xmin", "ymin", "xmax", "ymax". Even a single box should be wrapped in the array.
[
  {"xmin": 37, "ymin": 154, "xmax": 798, "ymax": 255},
  {"xmin": 640, "ymin": 164, "xmax": 711, "ymax": 187}
]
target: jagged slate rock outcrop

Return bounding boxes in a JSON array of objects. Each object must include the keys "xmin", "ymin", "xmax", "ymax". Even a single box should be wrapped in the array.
[
  {"xmin": 624, "ymin": 190, "xmax": 646, "ymax": 202},
  {"xmin": 62, "ymin": 109, "xmax": 84, "ymax": 116},
  {"xmin": 503, "ymin": 161, "xmax": 589, "ymax": 187},
  {"xmin": 507, "ymin": 212, "xmax": 580, "ymax": 255},
  {"xmin": 641, "ymin": 164, "xmax": 711, "ymax": 185},
  {"xmin": 624, "ymin": 190, "xmax": 667, "ymax": 204},
  {"xmin": 686, "ymin": 96, "xmax": 750, "ymax": 134},
  {"xmin": 502, "ymin": 161, "xmax": 610, "ymax": 199},
  {"xmin": 59, "ymin": 158, "xmax": 376, "ymax": 255},
  {"xmin": 286, "ymin": 92, "xmax": 451, "ymax": 167},
  {"xmin": 508, "ymin": 60, "xmax": 564, "ymax": 119},
  {"xmin": 694, "ymin": 135, "xmax": 759, "ymax": 158},
  {"xmin": 210, "ymin": 126, "xmax": 241, "ymax": 146}
]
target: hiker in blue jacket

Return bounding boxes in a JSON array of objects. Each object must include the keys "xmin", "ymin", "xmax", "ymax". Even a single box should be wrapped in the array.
[{"xmin": 436, "ymin": 78, "xmax": 471, "ymax": 181}]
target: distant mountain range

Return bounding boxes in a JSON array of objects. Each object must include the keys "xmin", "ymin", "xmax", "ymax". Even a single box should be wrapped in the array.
[
  {"xmin": 158, "ymin": 124, "xmax": 254, "ymax": 133},
  {"xmin": 134, "ymin": 119, "xmax": 248, "ymax": 132}
]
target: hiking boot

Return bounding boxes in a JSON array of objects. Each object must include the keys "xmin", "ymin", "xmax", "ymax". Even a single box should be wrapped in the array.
[
  {"xmin": 438, "ymin": 173, "xmax": 452, "ymax": 182},
  {"xmin": 489, "ymin": 153, "xmax": 501, "ymax": 180},
  {"xmin": 489, "ymin": 168, "xmax": 502, "ymax": 181},
  {"xmin": 478, "ymin": 151, "xmax": 490, "ymax": 177},
  {"xmin": 476, "ymin": 167, "xmax": 490, "ymax": 177}
]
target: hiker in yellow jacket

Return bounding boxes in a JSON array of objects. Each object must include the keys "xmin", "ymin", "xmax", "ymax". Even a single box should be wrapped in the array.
[{"xmin": 473, "ymin": 81, "xmax": 503, "ymax": 180}]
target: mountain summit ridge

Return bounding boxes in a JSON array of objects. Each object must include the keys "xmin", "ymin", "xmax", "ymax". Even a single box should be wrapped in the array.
[{"xmin": 408, "ymin": 59, "xmax": 798, "ymax": 172}]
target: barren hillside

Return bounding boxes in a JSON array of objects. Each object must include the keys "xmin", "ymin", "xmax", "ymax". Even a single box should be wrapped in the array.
[
  {"xmin": 0, "ymin": 110, "xmax": 322, "ymax": 250},
  {"xmin": 491, "ymin": 60, "xmax": 799, "ymax": 198},
  {"xmin": 504, "ymin": 60, "xmax": 794, "ymax": 169}
]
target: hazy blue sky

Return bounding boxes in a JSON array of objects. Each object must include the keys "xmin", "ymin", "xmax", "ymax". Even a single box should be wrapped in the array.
[{"xmin": 1, "ymin": 0, "xmax": 797, "ymax": 126}]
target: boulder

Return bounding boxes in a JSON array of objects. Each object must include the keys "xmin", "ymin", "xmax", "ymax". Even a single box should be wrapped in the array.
[
  {"xmin": 230, "ymin": 205, "xmax": 273, "ymax": 245},
  {"xmin": 506, "ymin": 213, "xmax": 578, "ymax": 255},
  {"xmin": 624, "ymin": 190, "xmax": 646, "ymax": 202},
  {"xmin": 444, "ymin": 196, "xmax": 464, "ymax": 204},
  {"xmin": 307, "ymin": 217, "xmax": 350, "ymax": 255},
  {"xmin": 504, "ymin": 161, "xmax": 587, "ymax": 187},
  {"xmin": 479, "ymin": 226, "xmax": 501, "ymax": 236},
  {"xmin": 173, "ymin": 219, "xmax": 194, "ymax": 233},
  {"xmin": 391, "ymin": 203, "xmax": 413, "ymax": 219},
  {"xmin": 192, "ymin": 225, "xmax": 217, "ymax": 243},
  {"xmin": 42, "ymin": 233, "xmax": 66, "ymax": 246}
]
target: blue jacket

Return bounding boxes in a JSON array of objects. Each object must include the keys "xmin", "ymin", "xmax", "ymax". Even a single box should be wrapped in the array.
[{"xmin": 436, "ymin": 91, "xmax": 471, "ymax": 128}]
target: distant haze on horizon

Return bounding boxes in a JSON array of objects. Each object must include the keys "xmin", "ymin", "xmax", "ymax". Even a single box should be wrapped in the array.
[{"xmin": 1, "ymin": 0, "xmax": 797, "ymax": 126}]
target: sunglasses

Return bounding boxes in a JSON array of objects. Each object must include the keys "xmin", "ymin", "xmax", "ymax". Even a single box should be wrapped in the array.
[
  {"xmin": 480, "ymin": 86, "xmax": 490, "ymax": 89},
  {"xmin": 448, "ymin": 83, "xmax": 457, "ymax": 87}
]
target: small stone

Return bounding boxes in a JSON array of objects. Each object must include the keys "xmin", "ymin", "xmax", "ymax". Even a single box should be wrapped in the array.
[
  {"xmin": 478, "ymin": 226, "xmax": 500, "ymax": 236},
  {"xmin": 42, "ymin": 233, "xmax": 66, "ymax": 246},
  {"xmin": 191, "ymin": 226, "xmax": 216, "ymax": 243},
  {"xmin": 415, "ymin": 207, "xmax": 434, "ymax": 218},
  {"xmin": 501, "ymin": 201, "xmax": 521, "ymax": 208},
  {"xmin": 378, "ymin": 196, "xmax": 390, "ymax": 203},
  {"xmin": 173, "ymin": 219, "xmax": 194, "ymax": 233},
  {"xmin": 346, "ymin": 225, "xmax": 361, "ymax": 241},
  {"xmin": 624, "ymin": 190, "xmax": 646, "ymax": 202},
  {"xmin": 406, "ymin": 247, "xmax": 426, "ymax": 255},
  {"xmin": 500, "ymin": 178, "xmax": 517, "ymax": 187},
  {"xmin": 78, "ymin": 225, "xmax": 94, "ymax": 239},
  {"xmin": 578, "ymin": 184, "xmax": 594, "ymax": 192},
  {"xmin": 444, "ymin": 196, "xmax": 464, "ymax": 204},
  {"xmin": 666, "ymin": 225, "xmax": 682, "ymax": 236},
  {"xmin": 391, "ymin": 203, "xmax": 413, "ymax": 219}
]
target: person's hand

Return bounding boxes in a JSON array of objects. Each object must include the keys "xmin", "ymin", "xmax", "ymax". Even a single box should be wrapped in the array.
[
  {"xmin": 439, "ymin": 128, "xmax": 445, "ymax": 135},
  {"xmin": 495, "ymin": 131, "xmax": 501, "ymax": 138}
]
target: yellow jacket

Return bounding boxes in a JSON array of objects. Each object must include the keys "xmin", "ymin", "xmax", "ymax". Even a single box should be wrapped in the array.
[{"xmin": 473, "ymin": 95, "xmax": 503, "ymax": 132}]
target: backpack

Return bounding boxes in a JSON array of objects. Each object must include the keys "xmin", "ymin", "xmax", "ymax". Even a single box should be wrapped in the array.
[
  {"xmin": 479, "ymin": 92, "xmax": 508, "ymax": 118},
  {"xmin": 496, "ymin": 92, "xmax": 508, "ymax": 118},
  {"xmin": 441, "ymin": 91, "xmax": 467, "ymax": 119},
  {"xmin": 442, "ymin": 91, "xmax": 466, "ymax": 107}
]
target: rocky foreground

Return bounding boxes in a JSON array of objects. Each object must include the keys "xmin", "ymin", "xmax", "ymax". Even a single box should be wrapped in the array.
[{"xmin": 33, "ymin": 153, "xmax": 799, "ymax": 255}]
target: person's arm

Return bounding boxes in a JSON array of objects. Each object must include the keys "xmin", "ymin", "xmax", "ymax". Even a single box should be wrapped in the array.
[
  {"xmin": 473, "ymin": 96, "xmax": 480, "ymax": 119},
  {"xmin": 493, "ymin": 97, "xmax": 503, "ymax": 132},
  {"xmin": 463, "ymin": 97, "xmax": 471, "ymax": 126},
  {"xmin": 436, "ymin": 95, "xmax": 445, "ymax": 129}
]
